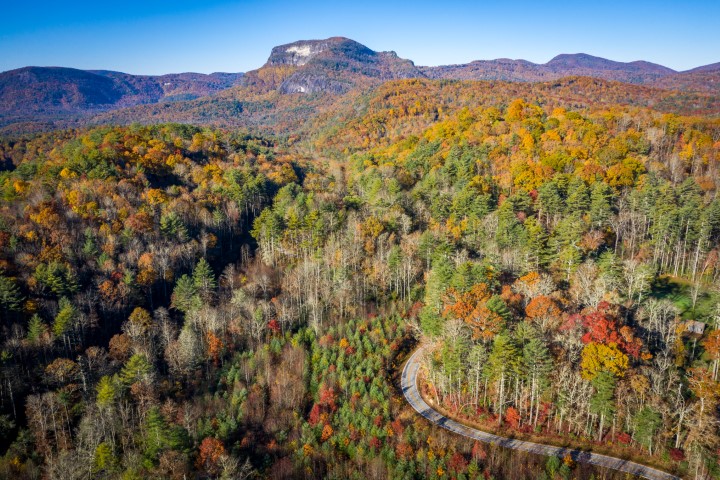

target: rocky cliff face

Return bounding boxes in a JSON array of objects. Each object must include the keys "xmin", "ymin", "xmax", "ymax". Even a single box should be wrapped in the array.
[
  {"xmin": 245, "ymin": 37, "xmax": 425, "ymax": 94},
  {"xmin": 267, "ymin": 38, "xmax": 362, "ymax": 67}
]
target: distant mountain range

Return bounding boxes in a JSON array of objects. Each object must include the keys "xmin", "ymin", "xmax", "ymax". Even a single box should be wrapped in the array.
[
  {"xmin": 1, "ymin": 37, "xmax": 718, "ymax": 134},
  {"xmin": 422, "ymin": 53, "xmax": 670, "ymax": 83},
  {"xmin": 0, "ymin": 67, "xmax": 243, "ymax": 126},
  {"xmin": 421, "ymin": 53, "xmax": 720, "ymax": 93}
]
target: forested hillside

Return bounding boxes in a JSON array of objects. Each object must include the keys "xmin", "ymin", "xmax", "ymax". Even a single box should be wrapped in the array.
[
  {"xmin": 3, "ymin": 37, "xmax": 720, "ymax": 137},
  {"xmin": 0, "ymin": 68, "xmax": 244, "ymax": 130},
  {"xmin": 0, "ymin": 77, "xmax": 719, "ymax": 479}
]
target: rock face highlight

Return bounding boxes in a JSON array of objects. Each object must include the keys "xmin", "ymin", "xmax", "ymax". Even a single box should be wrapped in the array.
[{"xmin": 267, "ymin": 38, "xmax": 355, "ymax": 67}]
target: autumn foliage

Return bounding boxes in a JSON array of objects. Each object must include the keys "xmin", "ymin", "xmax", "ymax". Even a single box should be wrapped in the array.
[
  {"xmin": 443, "ymin": 284, "xmax": 505, "ymax": 340},
  {"xmin": 196, "ymin": 437, "xmax": 225, "ymax": 475}
]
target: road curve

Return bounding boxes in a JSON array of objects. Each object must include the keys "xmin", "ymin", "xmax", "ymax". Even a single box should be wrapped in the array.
[{"xmin": 401, "ymin": 346, "xmax": 680, "ymax": 480}]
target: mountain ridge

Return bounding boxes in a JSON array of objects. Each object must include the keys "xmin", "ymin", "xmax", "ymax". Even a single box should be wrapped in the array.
[
  {"xmin": 420, "ymin": 52, "xmax": 680, "ymax": 84},
  {"xmin": 0, "ymin": 66, "xmax": 244, "ymax": 126},
  {"xmin": 1, "ymin": 37, "xmax": 718, "ymax": 134}
]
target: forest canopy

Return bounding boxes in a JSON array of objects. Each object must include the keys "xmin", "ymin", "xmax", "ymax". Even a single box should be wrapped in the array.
[{"xmin": 0, "ymin": 80, "xmax": 720, "ymax": 479}]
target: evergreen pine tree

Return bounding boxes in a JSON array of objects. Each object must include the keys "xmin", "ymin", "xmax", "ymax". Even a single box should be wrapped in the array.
[
  {"xmin": 193, "ymin": 258, "xmax": 216, "ymax": 302},
  {"xmin": 96, "ymin": 375, "xmax": 117, "ymax": 407},
  {"xmin": 524, "ymin": 216, "xmax": 551, "ymax": 269},
  {"xmin": 26, "ymin": 314, "xmax": 45, "ymax": 343},
  {"xmin": 590, "ymin": 371, "xmax": 616, "ymax": 441},
  {"xmin": 487, "ymin": 333, "xmax": 517, "ymax": 423},
  {"xmin": 53, "ymin": 297, "xmax": 76, "ymax": 337},
  {"xmin": 633, "ymin": 407, "xmax": 662, "ymax": 454},
  {"xmin": 589, "ymin": 182, "xmax": 614, "ymax": 227},
  {"xmin": 171, "ymin": 274, "xmax": 200, "ymax": 313},
  {"xmin": 565, "ymin": 179, "xmax": 590, "ymax": 215},
  {"xmin": 119, "ymin": 354, "xmax": 152, "ymax": 387}
]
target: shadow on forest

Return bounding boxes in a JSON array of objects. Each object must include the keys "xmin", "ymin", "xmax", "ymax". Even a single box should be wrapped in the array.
[{"xmin": 650, "ymin": 276, "xmax": 717, "ymax": 321}]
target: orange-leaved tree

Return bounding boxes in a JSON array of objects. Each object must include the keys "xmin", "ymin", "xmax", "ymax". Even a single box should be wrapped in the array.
[
  {"xmin": 196, "ymin": 437, "xmax": 226, "ymax": 475},
  {"xmin": 525, "ymin": 295, "xmax": 561, "ymax": 331},
  {"xmin": 702, "ymin": 330, "xmax": 720, "ymax": 381},
  {"xmin": 443, "ymin": 284, "xmax": 505, "ymax": 341}
]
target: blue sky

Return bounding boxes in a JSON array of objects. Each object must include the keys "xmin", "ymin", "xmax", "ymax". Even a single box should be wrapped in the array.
[{"xmin": 1, "ymin": 0, "xmax": 718, "ymax": 74}]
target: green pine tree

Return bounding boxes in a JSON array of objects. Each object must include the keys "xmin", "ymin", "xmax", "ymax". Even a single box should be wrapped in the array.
[
  {"xmin": 82, "ymin": 228, "xmax": 98, "ymax": 257},
  {"xmin": 496, "ymin": 202, "xmax": 526, "ymax": 249},
  {"xmin": 590, "ymin": 371, "xmax": 616, "ymax": 441},
  {"xmin": 633, "ymin": 407, "xmax": 662, "ymax": 454},
  {"xmin": 420, "ymin": 307, "xmax": 443, "ymax": 338},
  {"xmin": 524, "ymin": 216, "xmax": 551, "ymax": 269},
  {"xmin": 193, "ymin": 258, "xmax": 216, "ymax": 301},
  {"xmin": 53, "ymin": 297, "xmax": 76, "ymax": 337},
  {"xmin": 589, "ymin": 182, "xmax": 614, "ymax": 227},
  {"xmin": 96, "ymin": 375, "xmax": 117, "ymax": 407},
  {"xmin": 487, "ymin": 295, "xmax": 511, "ymax": 323},
  {"xmin": 487, "ymin": 333, "xmax": 518, "ymax": 423},
  {"xmin": 538, "ymin": 181, "xmax": 564, "ymax": 225},
  {"xmin": 26, "ymin": 314, "xmax": 45, "ymax": 344},
  {"xmin": 171, "ymin": 274, "xmax": 200, "ymax": 313},
  {"xmin": 160, "ymin": 211, "xmax": 188, "ymax": 241},
  {"xmin": 93, "ymin": 442, "xmax": 119, "ymax": 474},
  {"xmin": 141, "ymin": 407, "xmax": 190, "ymax": 468},
  {"xmin": 0, "ymin": 272, "xmax": 23, "ymax": 312},
  {"xmin": 565, "ymin": 178, "xmax": 590, "ymax": 215},
  {"xmin": 119, "ymin": 354, "xmax": 152, "ymax": 387},
  {"xmin": 522, "ymin": 332, "xmax": 553, "ymax": 425}
]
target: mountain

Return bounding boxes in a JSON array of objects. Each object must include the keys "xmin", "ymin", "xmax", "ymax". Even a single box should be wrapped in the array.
[
  {"xmin": 1, "ymin": 38, "xmax": 719, "ymax": 135},
  {"xmin": 421, "ymin": 53, "xmax": 676, "ymax": 84},
  {"xmin": 90, "ymin": 70, "xmax": 245, "ymax": 102},
  {"xmin": 0, "ymin": 67, "xmax": 127, "ymax": 115},
  {"xmin": 685, "ymin": 62, "xmax": 720, "ymax": 74},
  {"xmin": 0, "ymin": 37, "xmax": 423, "ymax": 131},
  {"xmin": 242, "ymin": 37, "xmax": 424, "ymax": 94},
  {"xmin": 0, "ymin": 67, "xmax": 243, "ymax": 126},
  {"xmin": 422, "ymin": 53, "xmax": 720, "ymax": 95},
  {"xmin": 545, "ymin": 53, "xmax": 674, "ymax": 75},
  {"xmin": 650, "ymin": 63, "xmax": 720, "ymax": 94}
]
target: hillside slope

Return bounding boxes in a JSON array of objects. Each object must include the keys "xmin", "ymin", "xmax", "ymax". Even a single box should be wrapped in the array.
[
  {"xmin": 421, "ymin": 53, "xmax": 676, "ymax": 84},
  {"xmin": 2, "ymin": 39, "xmax": 719, "ymax": 135},
  {"xmin": 0, "ymin": 67, "xmax": 243, "ymax": 129}
]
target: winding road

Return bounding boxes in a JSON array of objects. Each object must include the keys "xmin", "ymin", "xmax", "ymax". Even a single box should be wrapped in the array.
[{"xmin": 401, "ymin": 346, "xmax": 680, "ymax": 480}]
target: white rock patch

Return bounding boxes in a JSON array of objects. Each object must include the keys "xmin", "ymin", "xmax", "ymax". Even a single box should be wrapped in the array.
[{"xmin": 286, "ymin": 45, "xmax": 313, "ymax": 58}]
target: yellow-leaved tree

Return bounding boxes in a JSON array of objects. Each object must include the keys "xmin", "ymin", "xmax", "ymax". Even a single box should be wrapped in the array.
[{"xmin": 580, "ymin": 342, "xmax": 628, "ymax": 380}]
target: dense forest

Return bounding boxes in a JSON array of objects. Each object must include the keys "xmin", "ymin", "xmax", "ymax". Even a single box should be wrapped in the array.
[{"xmin": 0, "ymin": 78, "xmax": 719, "ymax": 479}]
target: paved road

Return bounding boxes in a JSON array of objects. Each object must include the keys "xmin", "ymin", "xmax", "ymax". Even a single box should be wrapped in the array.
[{"xmin": 401, "ymin": 346, "xmax": 680, "ymax": 480}]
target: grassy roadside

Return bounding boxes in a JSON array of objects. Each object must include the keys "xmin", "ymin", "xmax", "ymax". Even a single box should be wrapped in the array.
[{"xmin": 412, "ymin": 370, "xmax": 686, "ymax": 479}]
